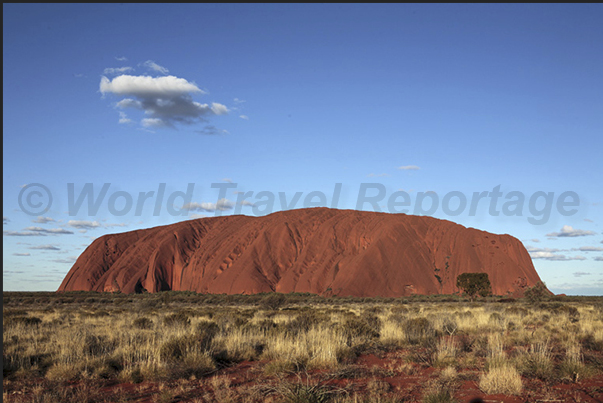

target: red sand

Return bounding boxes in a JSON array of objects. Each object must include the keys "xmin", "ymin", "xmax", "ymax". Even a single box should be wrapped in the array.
[{"xmin": 58, "ymin": 208, "xmax": 541, "ymax": 296}]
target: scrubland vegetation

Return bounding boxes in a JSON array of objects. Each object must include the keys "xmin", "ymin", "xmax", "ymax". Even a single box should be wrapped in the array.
[{"xmin": 3, "ymin": 291, "xmax": 603, "ymax": 402}]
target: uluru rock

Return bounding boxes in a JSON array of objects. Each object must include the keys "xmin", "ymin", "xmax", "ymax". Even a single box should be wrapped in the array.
[{"xmin": 58, "ymin": 208, "xmax": 542, "ymax": 297}]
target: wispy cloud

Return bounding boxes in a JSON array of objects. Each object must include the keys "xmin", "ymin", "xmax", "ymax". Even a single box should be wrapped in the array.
[
  {"xmin": 222, "ymin": 178, "xmax": 233, "ymax": 183},
  {"xmin": 572, "ymin": 246, "xmax": 603, "ymax": 252},
  {"xmin": 12, "ymin": 253, "xmax": 31, "ymax": 256},
  {"xmin": 32, "ymin": 216, "xmax": 55, "ymax": 224},
  {"xmin": 196, "ymin": 125, "xmax": 229, "ymax": 135},
  {"xmin": 67, "ymin": 220, "xmax": 101, "ymax": 230},
  {"xmin": 3, "ymin": 230, "xmax": 47, "ymax": 237},
  {"xmin": 103, "ymin": 66, "xmax": 134, "ymax": 75},
  {"xmin": 115, "ymin": 56, "xmax": 128, "ymax": 61},
  {"xmin": 526, "ymin": 246, "xmax": 586, "ymax": 261},
  {"xmin": 142, "ymin": 60, "xmax": 169, "ymax": 74},
  {"xmin": 398, "ymin": 165, "xmax": 420, "ymax": 171},
  {"xmin": 52, "ymin": 256, "xmax": 77, "ymax": 264},
  {"xmin": 118, "ymin": 111, "xmax": 133, "ymax": 124},
  {"xmin": 239, "ymin": 115, "xmax": 249, "ymax": 120},
  {"xmin": 183, "ymin": 198, "xmax": 235, "ymax": 212},
  {"xmin": 23, "ymin": 226, "xmax": 73, "ymax": 235},
  {"xmin": 573, "ymin": 272, "xmax": 591, "ymax": 277},
  {"xmin": 546, "ymin": 225, "xmax": 596, "ymax": 237},
  {"xmin": 104, "ymin": 222, "xmax": 128, "ymax": 228},
  {"xmin": 28, "ymin": 244, "xmax": 60, "ymax": 251}
]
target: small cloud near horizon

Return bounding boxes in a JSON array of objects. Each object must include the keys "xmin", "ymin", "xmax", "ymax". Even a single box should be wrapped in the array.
[
  {"xmin": 67, "ymin": 220, "xmax": 101, "ymax": 230},
  {"xmin": 546, "ymin": 225, "xmax": 596, "ymax": 238},
  {"xmin": 28, "ymin": 244, "xmax": 60, "ymax": 251},
  {"xmin": 398, "ymin": 165, "xmax": 420, "ymax": 171},
  {"xmin": 23, "ymin": 226, "xmax": 73, "ymax": 235},
  {"xmin": 526, "ymin": 245, "xmax": 586, "ymax": 261},
  {"xmin": 182, "ymin": 198, "xmax": 235, "ymax": 212},
  {"xmin": 32, "ymin": 216, "xmax": 55, "ymax": 224},
  {"xmin": 572, "ymin": 246, "xmax": 603, "ymax": 252}
]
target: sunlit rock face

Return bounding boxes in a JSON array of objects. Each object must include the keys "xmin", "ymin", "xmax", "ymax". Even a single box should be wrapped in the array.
[{"xmin": 58, "ymin": 208, "xmax": 541, "ymax": 297}]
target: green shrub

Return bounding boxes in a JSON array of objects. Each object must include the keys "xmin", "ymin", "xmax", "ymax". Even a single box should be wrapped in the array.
[
  {"xmin": 524, "ymin": 281, "xmax": 549, "ymax": 303},
  {"xmin": 456, "ymin": 273, "xmax": 491, "ymax": 300}
]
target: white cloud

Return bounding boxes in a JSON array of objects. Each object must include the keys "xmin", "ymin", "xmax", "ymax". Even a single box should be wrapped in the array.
[
  {"xmin": 239, "ymin": 200, "xmax": 255, "ymax": 207},
  {"xmin": 183, "ymin": 198, "xmax": 235, "ymax": 212},
  {"xmin": 398, "ymin": 165, "xmax": 420, "ymax": 170},
  {"xmin": 103, "ymin": 66, "xmax": 134, "ymax": 75},
  {"xmin": 67, "ymin": 220, "xmax": 101, "ymax": 230},
  {"xmin": 32, "ymin": 216, "xmax": 55, "ymax": 224},
  {"xmin": 196, "ymin": 125, "xmax": 229, "ymax": 135},
  {"xmin": 222, "ymin": 178, "xmax": 233, "ymax": 183},
  {"xmin": 28, "ymin": 244, "xmax": 60, "ymax": 251},
  {"xmin": 546, "ymin": 225, "xmax": 596, "ymax": 237},
  {"xmin": 234, "ymin": 98, "xmax": 246, "ymax": 104},
  {"xmin": 188, "ymin": 214, "xmax": 207, "ymax": 219},
  {"xmin": 527, "ymin": 246, "xmax": 586, "ymax": 261},
  {"xmin": 526, "ymin": 246, "xmax": 561, "ymax": 253},
  {"xmin": 530, "ymin": 252, "xmax": 586, "ymax": 261},
  {"xmin": 211, "ymin": 103, "xmax": 229, "ymax": 115},
  {"xmin": 142, "ymin": 60, "xmax": 169, "ymax": 74},
  {"xmin": 13, "ymin": 253, "xmax": 31, "ymax": 256},
  {"xmin": 52, "ymin": 256, "xmax": 77, "ymax": 264},
  {"xmin": 3, "ymin": 230, "xmax": 46, "ymax": 237},
  {"xmin": 23, "ymin": 226, "xmax": 73, "ymax": 235},
  {"xmin": 118, "ymin": 112, "xmax": 133, "ymax": 124},
  {"xmin": 104, "ymin": 223, "xmax": 128, "ymax": 228},
  {"xmin": 239, "ymin": 115, "xmax": 249, "ymax": 120},
  {"xmin": 572, "ymin": 246, "xmax": 603, "ymax": 252},
  {"xmin": 142, "ymin": 118, "xmax": 168, "ymax": 128},
  {"xmin": 116, "ymin": 98, "xmax": 142, "ymax": 108},
  {"xmin": 100, "ymin": 75, "xmax": 202, "ymax": 97},
  {"xmin": 101, "ymin": 73, "xmax": 229, "ymax": 129},
  {"xmin": 115, "ymin": 56, "xmax": 128, "ymax": 61}
]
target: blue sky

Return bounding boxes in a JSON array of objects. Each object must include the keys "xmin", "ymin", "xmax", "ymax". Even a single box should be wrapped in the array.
[{"xmin": 3, "ymin": 4, "xmax": 602, "ymax": 294}]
